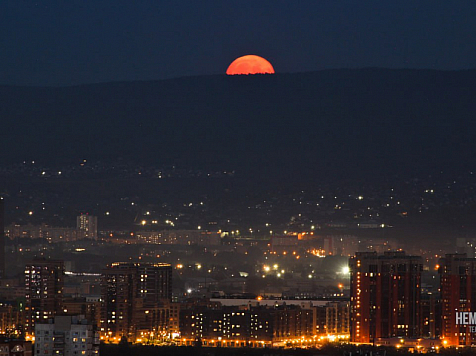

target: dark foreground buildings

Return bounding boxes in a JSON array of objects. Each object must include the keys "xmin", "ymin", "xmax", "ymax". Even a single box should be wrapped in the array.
[
  {"xmin": 15, "ymin": 249, "xmax": 476, "ymax": 349},
  {"xmin": 179, "ymin": 299, "xmax": 350, "ymax": 347}
]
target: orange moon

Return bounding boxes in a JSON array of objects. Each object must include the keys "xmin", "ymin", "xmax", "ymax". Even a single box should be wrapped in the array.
[{"xmin": 226, "ymin": 55, "xmax": 275, "ymax": 75}]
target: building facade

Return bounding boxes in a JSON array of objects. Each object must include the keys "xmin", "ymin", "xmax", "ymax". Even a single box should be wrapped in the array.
[
  {"xmin": 326, "ymin": 301, "xmax": 350, "ymax": 335},
  {"xmin": 349, "ymin": 251, "xmax": 423, "ymax": 343},
  {"xmin": 100, "ymin": 262, "xmax": 172, "ymax": 342},
  {"xmin": 179, "ymin": 299, "xmax": 349, "ymax": 346},
  {"xmin": 0, "ymin": 339, "xmax": 32, "ymax": 356},
  {"xmin": 24, "ymin": 259, "xmax": 64, "ymax": 336},
  {"xmin": 439, "ymin": 253, "xmax": 476, "ymax": 346},
  {"xmin": 35, "ymin": 315, "xmax": 99, "ymax": 356},
  {"xmin": 76, "ymin": 215, "xmax": 98, "ymax": 240}
]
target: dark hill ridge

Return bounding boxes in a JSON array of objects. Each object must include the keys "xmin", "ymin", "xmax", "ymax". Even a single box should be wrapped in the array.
[{"xmin": 1, "ymin": 68, "xmax": 476, "ymax": 179}]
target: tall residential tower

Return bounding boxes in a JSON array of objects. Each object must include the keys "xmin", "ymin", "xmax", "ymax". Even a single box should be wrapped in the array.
[
  {"xmin": 24, "ymin": 259, "xmax": 64, "ymax": 335},
  {"xmin": 77, "ymin": 214, "xmax": 98, "ymax": 240},
  {"xmin": 439, "ymin": 253, "xmax": 476, "ymax": 346},
  {"xmin": 100, "ymin": 262, "xmax": 172, "ymax": 342},
  {"xmin": 349, "ymin": 251, "xmax": 423, "ymax": 343}
]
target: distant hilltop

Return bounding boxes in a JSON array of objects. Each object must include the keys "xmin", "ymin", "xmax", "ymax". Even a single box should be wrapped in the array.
[{"xmin": 2, "ymin": 68, "xmax": 476, "ymax": 180}]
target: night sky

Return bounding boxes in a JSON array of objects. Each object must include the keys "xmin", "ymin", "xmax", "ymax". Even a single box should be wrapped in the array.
[{"xmin": 1, "ymin": 1, "xmax": 476, "ymax": 86}]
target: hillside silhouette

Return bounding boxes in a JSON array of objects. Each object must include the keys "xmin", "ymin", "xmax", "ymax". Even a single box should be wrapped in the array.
[{"xmin": 2, "ymin": 68, "xmax": 476, "ymax": 180}]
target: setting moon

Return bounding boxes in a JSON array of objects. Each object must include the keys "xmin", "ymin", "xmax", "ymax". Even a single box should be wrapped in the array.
[{"xmin": 226, "ymin": 55, "xmax": 275, "ymax": 75}]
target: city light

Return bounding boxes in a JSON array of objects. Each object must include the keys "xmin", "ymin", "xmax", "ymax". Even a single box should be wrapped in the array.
[{"xmin": 3, "ymin": 64, "xmax": 474, "ymax": 353}]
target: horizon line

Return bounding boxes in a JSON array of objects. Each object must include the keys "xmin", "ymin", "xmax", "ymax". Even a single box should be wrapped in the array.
[{"xmin": 2, "ymin": 67, "xmax": 476, "ymax": 89}]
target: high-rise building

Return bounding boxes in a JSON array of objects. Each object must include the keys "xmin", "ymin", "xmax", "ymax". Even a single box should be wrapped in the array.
[
  {"xmin": 0, "ymin": 198, "xmax": 5, "ymax": 278},
  {"xmin": 35, "ymin": 315, "xmax": 99, "ymax": 356},
  {"xmin": 76, "ymin": 214, "xmax": 98, "ymax": 240},
  {"xmin": 24, "ymin": 259, "xmax": 64, "ymax": 336},
  {"xmin": 100, "ymin": 262, "xmax": 172, "ymax": 342},
  {"xmin": 349, "ymin": 251, "xmax": 423, "ymax": 344},
  {"xmin": 439, "ymin": 253, "xmax": 476, "ymax": 346}
]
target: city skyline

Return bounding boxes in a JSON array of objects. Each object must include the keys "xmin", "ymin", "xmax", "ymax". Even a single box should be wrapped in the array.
[{"xmin": 2, "ymin": 1, "xmax": 476, "ymax": 354}]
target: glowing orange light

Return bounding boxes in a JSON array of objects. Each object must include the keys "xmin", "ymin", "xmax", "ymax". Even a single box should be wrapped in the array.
[{"xmin": 226, "ymin": 55, "xmax": 275, "ymax": 75}]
